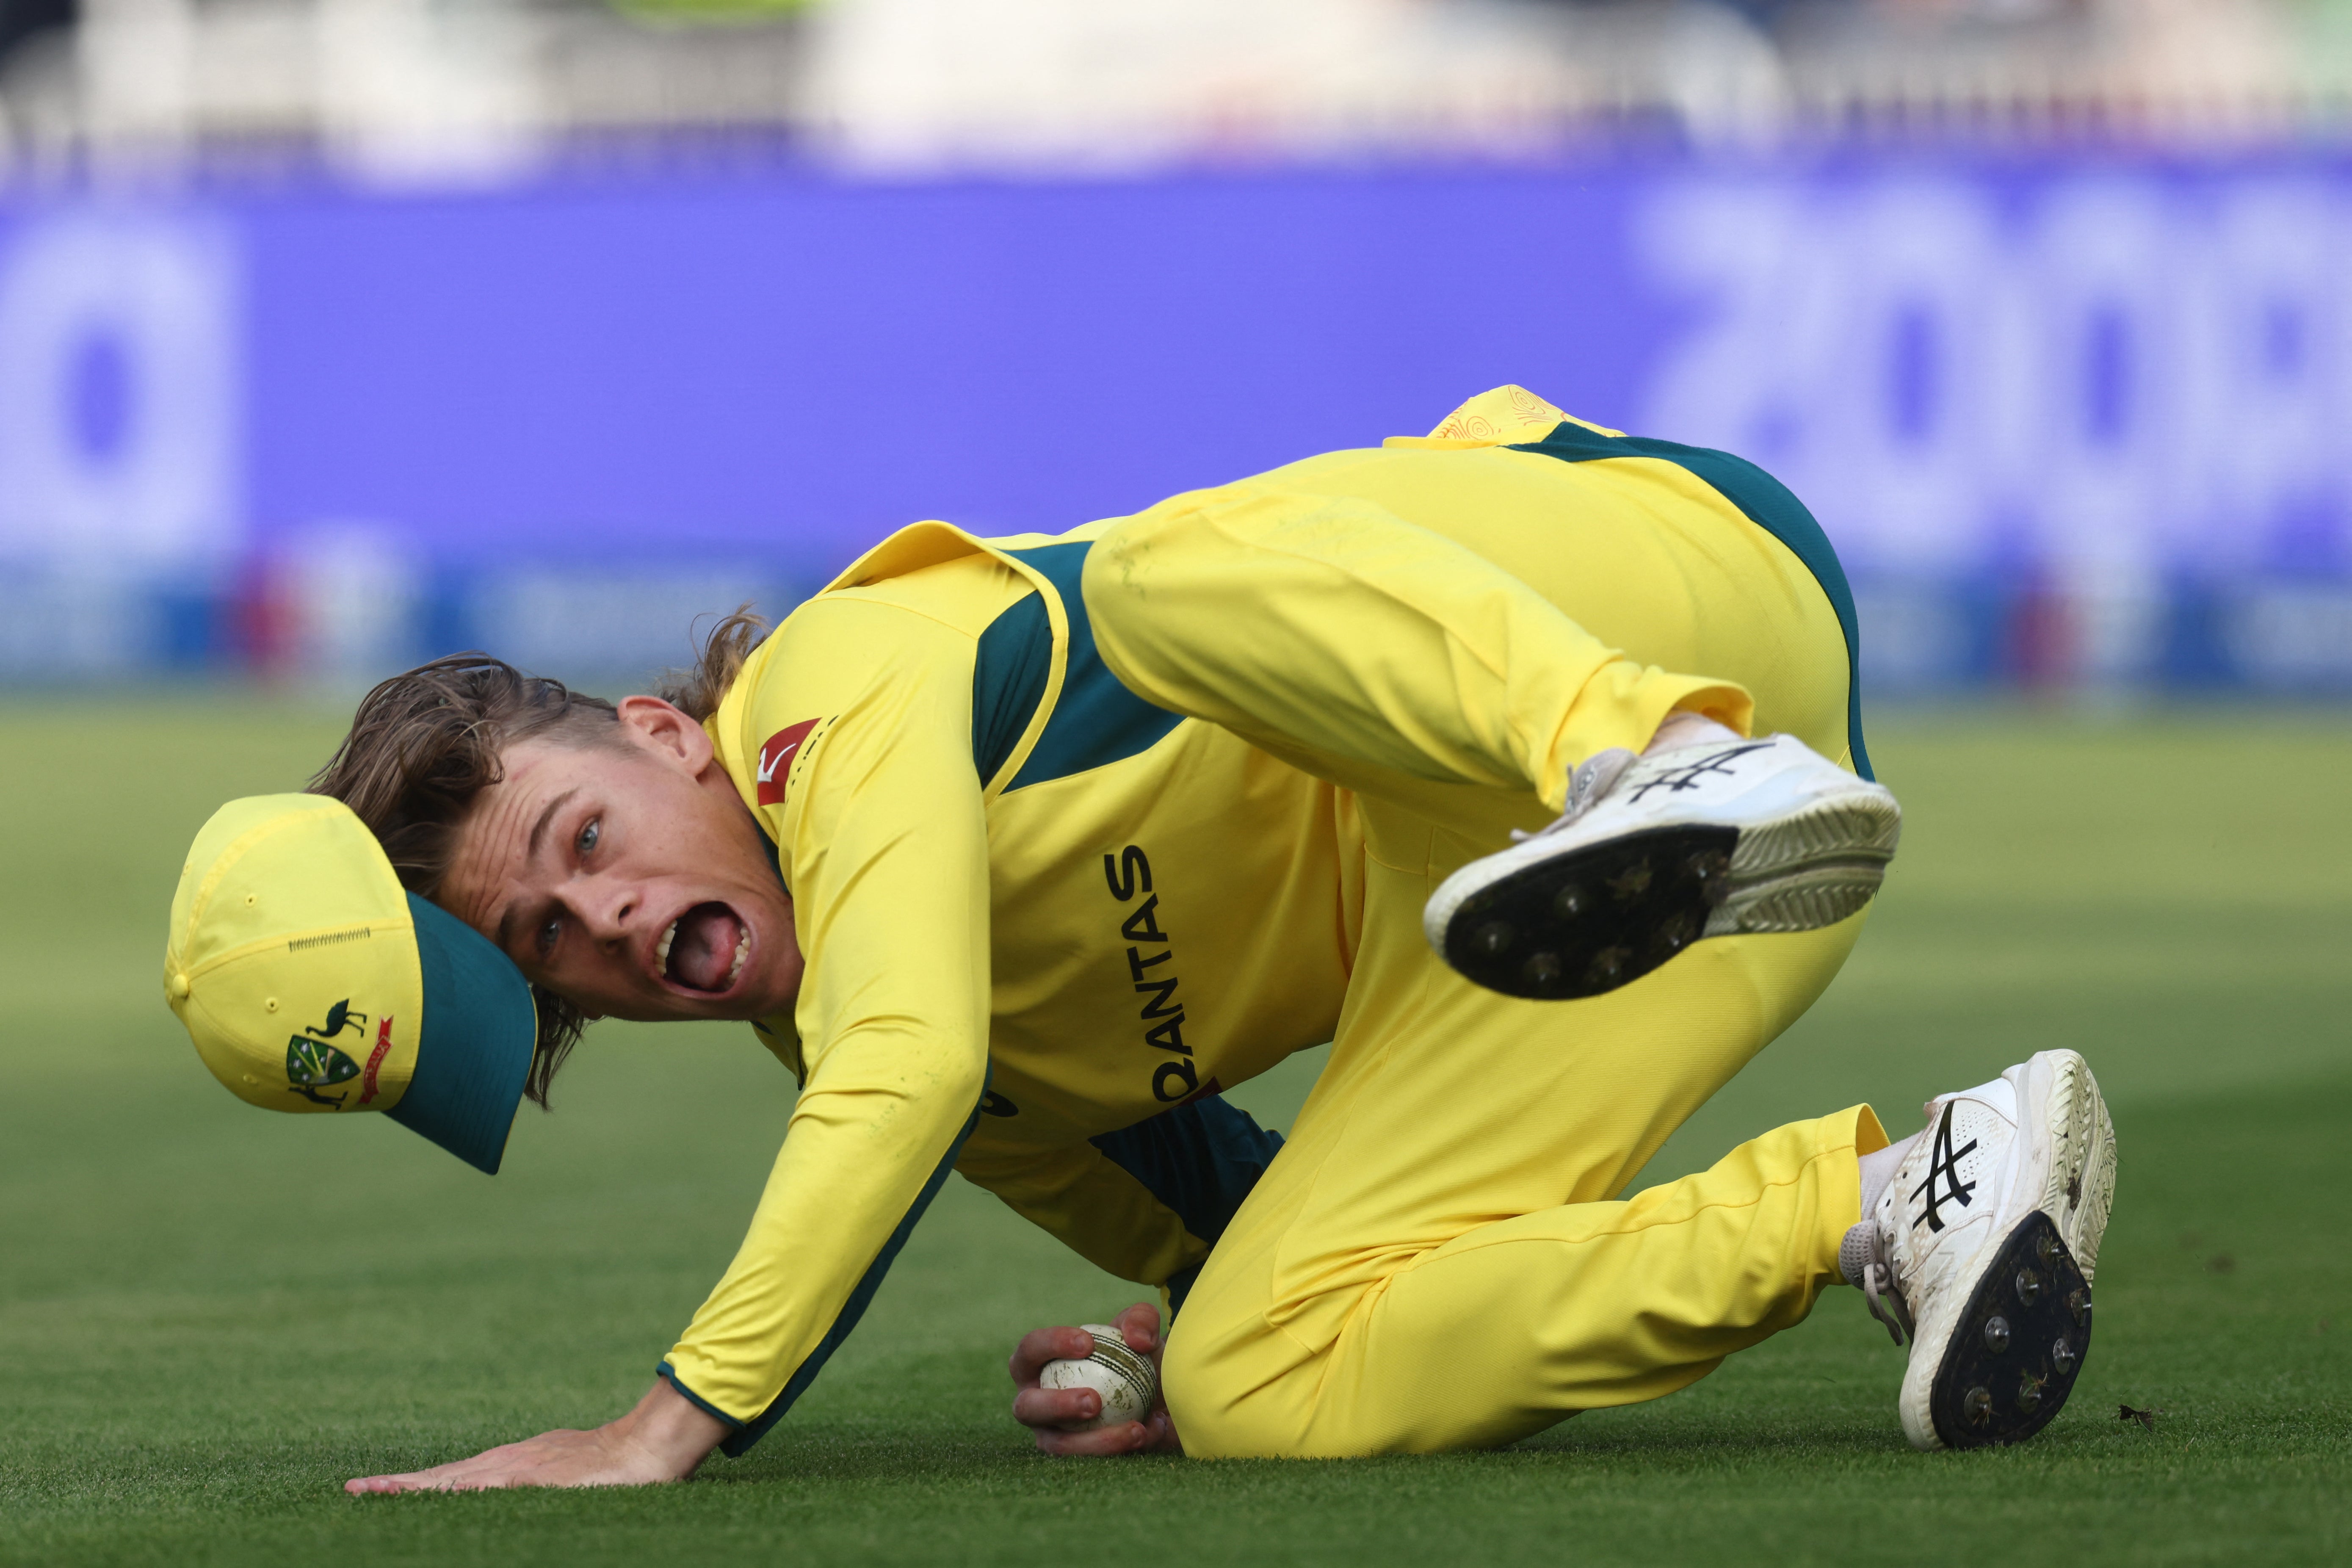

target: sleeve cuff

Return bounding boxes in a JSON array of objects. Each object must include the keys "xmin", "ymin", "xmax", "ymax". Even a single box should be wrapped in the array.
[{"xmin": 657, "ymin": 1361, "xmax": 746, "ymax": 1433}]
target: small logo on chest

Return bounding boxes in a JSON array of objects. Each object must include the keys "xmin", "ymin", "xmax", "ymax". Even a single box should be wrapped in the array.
[{"xmin": 755, "ymin": 719, "xmax": 821, "ymax": 806}]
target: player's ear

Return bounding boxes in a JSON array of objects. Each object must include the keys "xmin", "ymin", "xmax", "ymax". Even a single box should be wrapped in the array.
[{"xmin": 614, "ymin": 695, "xmax": 714, "ymax": 775}]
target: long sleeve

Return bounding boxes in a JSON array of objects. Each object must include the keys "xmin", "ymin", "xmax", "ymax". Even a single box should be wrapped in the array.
[{"xmin": 661, "ymin": 595, "xmax": 994, "ymax": 1453}]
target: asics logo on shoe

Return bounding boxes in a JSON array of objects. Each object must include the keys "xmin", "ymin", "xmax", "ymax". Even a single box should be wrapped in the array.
[
  {"xmin": 1911, "ymin": 1101, "xmax": 1981, "ymax": 1234},
  {"xmin": 1625, "ymin": 743, "xmax": 1774, "ymax": 804}
]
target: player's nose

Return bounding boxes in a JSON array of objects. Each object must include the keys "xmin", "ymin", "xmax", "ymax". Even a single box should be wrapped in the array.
[{"xmin": 566, "ymin": 877, "xmax": 644, "ymax": 949}]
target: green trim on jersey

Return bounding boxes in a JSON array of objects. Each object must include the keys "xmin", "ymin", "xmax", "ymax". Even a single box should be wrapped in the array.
[
  {"xmin": 975, "ymin": 542, "xmax": 1186, "ymax": 793},
  {"xmin": 971, "ymin": 593, "xmax": 1053, "ymax": 788},
  {"xmin": 1090, "ymin": 1095, "xmax": 1286, "ymax": 1315},
  {"xmin": 1506, "ymin": 422, "xmax": 1875, "ymax": 782}
]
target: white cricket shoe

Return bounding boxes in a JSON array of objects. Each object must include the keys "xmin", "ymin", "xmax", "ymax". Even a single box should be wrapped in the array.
[
  {"xmin": 1423, "ymin": 732, "xmax": 1901, "ymax": 999},
  {"xmin": 1845, "ymin": 1049, "xmax": 2120, "ymax": 1450}
]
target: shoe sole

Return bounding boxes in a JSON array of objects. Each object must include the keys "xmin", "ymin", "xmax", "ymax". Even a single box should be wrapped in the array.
[
  {"xmin": 1432, "ymin": 795, "xmax": 1901, "ymax": 1001},
  {"xmin": 1924, "ymin": 1211, "xmax": 2095, "ymax": 1449}
]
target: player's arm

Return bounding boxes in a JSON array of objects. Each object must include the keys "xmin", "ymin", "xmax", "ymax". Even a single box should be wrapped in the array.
[
  {"xmin": 657, "ymin": 598, "xmax": 996, "ymax": 1450},
  {"xmin": 348, "ymin": 599, "xmax": 995, "ymax": 1492}
]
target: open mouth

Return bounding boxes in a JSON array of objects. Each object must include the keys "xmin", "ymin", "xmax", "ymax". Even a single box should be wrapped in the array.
[{"xmin": 655, "ymin": 902, "xmax": 750, "ymax": 994}]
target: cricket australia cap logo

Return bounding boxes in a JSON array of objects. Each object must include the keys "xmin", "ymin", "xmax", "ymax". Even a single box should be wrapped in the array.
[
  {"xmin": 283, "ymin": 998, "xmax": 373, "ymax": 1109},
  {"xmin": 755, "ymin": 719, "xmax": 820, "ymax": 807}
]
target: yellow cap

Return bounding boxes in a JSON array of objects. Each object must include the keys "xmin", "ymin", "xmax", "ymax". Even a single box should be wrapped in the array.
[{"xmin": 164, "ymin": 794, "xmax": 537, "ymax": 1174}]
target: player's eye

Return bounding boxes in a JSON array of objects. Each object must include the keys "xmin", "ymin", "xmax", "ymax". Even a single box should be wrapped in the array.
[
  {"xmin": 536, "ymin": 915, "xmax": 562, "ymax": 958},
  {"xmin": 576, "ymin": 819, "xmax": 600, "ymax": 859}
]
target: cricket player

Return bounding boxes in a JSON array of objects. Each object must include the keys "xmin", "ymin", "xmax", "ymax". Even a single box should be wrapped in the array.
[{"xmin": 163, "ymin": 387, "xmax": 2117, "ymax": 1488}]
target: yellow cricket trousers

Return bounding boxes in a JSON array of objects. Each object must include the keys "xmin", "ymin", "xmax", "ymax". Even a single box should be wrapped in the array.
[{"xmin": 1081, "ymin": 434, "xmax": 1890, "ymax": 1456}]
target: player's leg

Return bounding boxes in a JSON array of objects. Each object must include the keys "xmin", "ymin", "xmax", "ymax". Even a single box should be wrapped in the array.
[
  {"xmin": 1081, "ymin": 441, "xmax": 1897, "ymax": 1000},
  {"xmin": 1121, "ymin": 425, "xmax": 2105, "ymax": 1454},
  {"xmin": 1081, "ymin": 472, "xmax": 1746, "ymax": 822},
  {"xmin": 1158, "ymin": 813, "xmax": 1878, "ymax": 1456},
  {"xmin": 1129, "ymin": 437, "xmax": 1879, "ymax": 1452},
  {"xmin": 1160, "ymin": 810, "xmax": 2117, "ymax": 1456}
]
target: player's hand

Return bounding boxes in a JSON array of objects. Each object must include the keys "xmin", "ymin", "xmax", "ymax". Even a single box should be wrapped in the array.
[
  {"xmin": 344, "ymin": 1376, "xmax": 727, "ymax": 1492},
  {"xmin": 1008, "ymin": 1301, "xmax": 1181, "ymax": 1456}
]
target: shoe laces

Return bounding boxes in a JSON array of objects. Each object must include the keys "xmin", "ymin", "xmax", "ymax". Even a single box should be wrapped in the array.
[
  {"xmin": 1860, "ymin": 1257, "xmax": 1913, "ymax": 1347},
  {"xmin": 1511, "ymin": 747, "xmax": 1636, "ymax": 843},
  {"xmin": 1844, "ymin": 1222, "xmax": 1919, "ymax": 1354},
  {"xmin": 1841, "ymin": 1217, "xmax": 1913, "ymax": 1347}
]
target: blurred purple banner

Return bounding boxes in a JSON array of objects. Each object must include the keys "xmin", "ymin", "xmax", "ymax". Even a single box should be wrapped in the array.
[
  {"xmin": 236, "ymin": 169, "xmax": 1669, "ymax": 569},
  {"xmin": 2, "ymin": 158, "xmax": 2349, "ymax": 688}
]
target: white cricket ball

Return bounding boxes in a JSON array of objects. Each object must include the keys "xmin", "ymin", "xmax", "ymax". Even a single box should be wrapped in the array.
[{"xmin": 1039, "ymin": 1322, "xmax": 1159, "ymax": 1431}]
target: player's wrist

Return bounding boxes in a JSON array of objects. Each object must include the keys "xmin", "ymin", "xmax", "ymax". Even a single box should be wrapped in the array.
[{"xmin": 619, "ymin": 1376, "xmax": 730, "ymax": 1478}]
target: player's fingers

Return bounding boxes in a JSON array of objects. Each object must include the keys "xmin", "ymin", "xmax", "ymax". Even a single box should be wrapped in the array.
[
  {"xmin": 1007, "ymin": 1325, "xmax": 1095, "ymax": 1387},
  {"xmin": 1031, "ymin": 1421, "xmax": 1155, "ymax": 1457},
  {"xmin": 1140, "ymin": 1409, "xmax": 1181, "ymax": 1453},
  {"xmin": 348, "ymin": 1472, "xmax": 475, "ymax": 1494},
  {"xmin": 349, "ymin": 1465, "xmax": 494, "ymax": 1493},
  {"xmin": 1012, "ymin": 1385, "xmax": 1102, "ymax": 1430},
  {"xmin": 1112, "ymin": 1301, "xmax": 1162, "ymax": 1356},
  {"xmin": 346, "ymin": 1460, "xmax": 486, "ymax": 1492},
  {"xmin": 345, "ymin": 1439, "xmax": 547, "ymax": 1493},
  {"xmin": 395, "ymin": 1456, "xmax": 567, "ymax": 1493},
  {"xmin": 352, "ymin": 1460, "xmax": 583, "ymax": 1494}
]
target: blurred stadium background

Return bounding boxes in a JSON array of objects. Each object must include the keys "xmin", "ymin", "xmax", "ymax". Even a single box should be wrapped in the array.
[
  {"xmin": 0, "ymin": 0, "xmax": 2349, "ymax": 695},
  {"xmin": 5, "ymin": 11, "xmax": 2349, "ymax": 1560}
]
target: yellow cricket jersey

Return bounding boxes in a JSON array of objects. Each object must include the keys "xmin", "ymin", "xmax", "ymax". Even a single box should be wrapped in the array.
[{"xmin": 655, "ymin": 390, "xmax": 1871, "ymax": 1452}]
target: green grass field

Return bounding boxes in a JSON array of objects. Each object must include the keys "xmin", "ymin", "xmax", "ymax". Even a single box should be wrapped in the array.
[{"xmin": 2, "ymin": 698, "xmax": 2346, "ymax": 1566}]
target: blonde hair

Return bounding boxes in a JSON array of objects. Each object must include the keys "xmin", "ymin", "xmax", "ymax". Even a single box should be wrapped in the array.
[{"xmin": 657, "ymin": 605, "xmax": 771, "ymax": 723}]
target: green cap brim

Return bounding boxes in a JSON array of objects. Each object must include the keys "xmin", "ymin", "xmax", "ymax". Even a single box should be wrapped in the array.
[{"xmin": 387, "ymin": 893, "xmax": 537, "ymax": 1175}]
